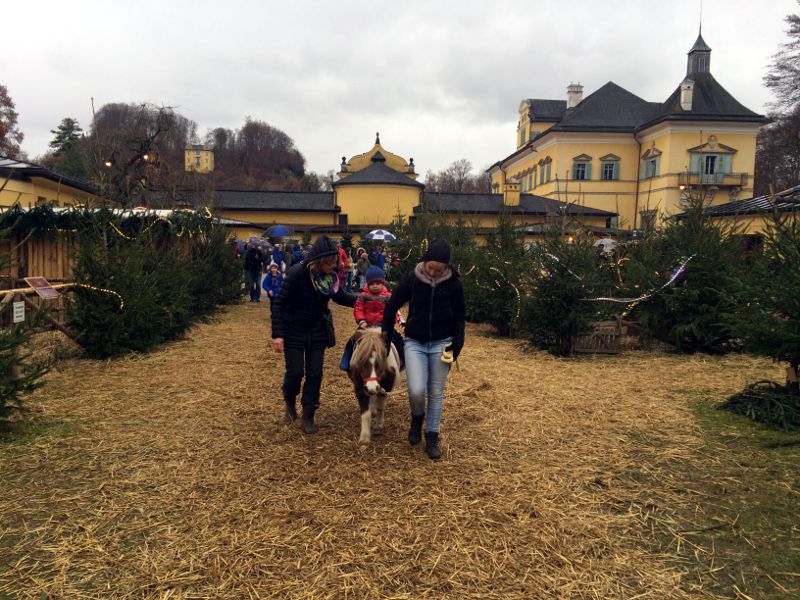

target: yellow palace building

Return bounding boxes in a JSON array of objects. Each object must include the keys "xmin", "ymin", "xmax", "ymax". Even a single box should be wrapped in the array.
[
  {"xmin": 212, "ymin": 32, "xmax": 772, "ymax": 241},
  {"xmin": 212, "ymin": 133, "xmax": 614, "ymax": 242},
  {"xmin": 488, "ymin": 31, "xmax": 765, "ymax": 230}
]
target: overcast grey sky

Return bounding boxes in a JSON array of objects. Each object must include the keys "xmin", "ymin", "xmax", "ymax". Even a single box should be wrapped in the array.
[{"xmin": 3, "ymin": 0, "xmax": 796, "ymax": 178}]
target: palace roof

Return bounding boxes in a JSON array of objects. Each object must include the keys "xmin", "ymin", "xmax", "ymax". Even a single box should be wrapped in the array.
[
  {"xmin": 333, "ymin": 161, "xmax": 424, "ymax": 188},
  {"xmin": 684, "ymin": 185, "xmax": 800, "ymax": 218},
  {"xmin": 688, "ymin": 32, "xmax": 712, "ymax": 53},
  {"xmin": 210, "ymin": 190, "xmax": 338, "ymax": 212},
  {"xmin": 421, "ymin": 192, "xmax": 616, "ymax": 217},
  {"xmin": 0, "ymin": 156, "xmax": 97, "ymax": 195},
  {"xmin": 548, "ymin": 82, "xmax": 661, "ymax": 133},
  {"xmin": 641, "ymin": 72, "xmax": 765, "ymax": 128},
  {"xmin": 524, "ymin": 99, "xmax": 567, "ymax": 122}
]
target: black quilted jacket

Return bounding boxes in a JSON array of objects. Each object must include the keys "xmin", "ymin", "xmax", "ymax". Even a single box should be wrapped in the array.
[{"xmin": 271, "ymin": 262, "xmax": 356, "ymax": 349}]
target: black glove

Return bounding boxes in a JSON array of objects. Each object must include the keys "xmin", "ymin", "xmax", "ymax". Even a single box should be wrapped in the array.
[{"xmin": 452, "ymin": 336, "xmax": 464, "ymax": 361}]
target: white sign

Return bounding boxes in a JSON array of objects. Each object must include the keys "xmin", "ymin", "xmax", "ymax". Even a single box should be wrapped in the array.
[{"xmin": 12, "ymin": 301, "xmax": 25, "ymax": 324}]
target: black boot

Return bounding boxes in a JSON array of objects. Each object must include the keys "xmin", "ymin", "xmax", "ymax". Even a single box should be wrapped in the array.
[
  {"xmin": 425, "ymin": 432, "xmax": 442, "ymax": 460},
  {"xmin": 301, "ymin": 405, "xmax": 318, "ymax": 434},
  {"xmin": 283, "ymin": 398, "xmax": 297, "ymax": 424},
  {"xmin": 408, "ymin": 414, "xmax": 424, "ymax": 446}
]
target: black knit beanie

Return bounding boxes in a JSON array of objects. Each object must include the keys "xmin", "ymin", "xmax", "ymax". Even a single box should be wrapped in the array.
[
  {"xmin": 306, "ymin": 235, "xmax": 339, "ymax": 262},
  {"xmin": 422, "ymin": 239, "xmax": 451, "ymax": 264}
]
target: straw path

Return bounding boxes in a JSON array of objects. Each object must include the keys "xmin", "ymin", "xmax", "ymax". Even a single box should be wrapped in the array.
[{"xmin": 0, "ymin": 303, "xmax": 783, "ymax": 599}]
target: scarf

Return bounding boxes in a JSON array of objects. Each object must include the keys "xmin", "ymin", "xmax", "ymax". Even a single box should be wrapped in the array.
[
  {"xmin": 414, "ymin": 262, "xmax": 453, "ymax": 287},
  {"xmin": 311, "ymin": 271, "xmax": 339, "ymax": 296}
]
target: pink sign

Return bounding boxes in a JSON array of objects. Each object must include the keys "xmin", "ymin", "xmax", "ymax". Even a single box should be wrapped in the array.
[{"xmin": 24, "ymin": 277, "xmax": 60, "ymax": 300}]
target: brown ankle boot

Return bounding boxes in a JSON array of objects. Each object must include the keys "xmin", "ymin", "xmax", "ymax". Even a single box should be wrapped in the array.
[{"xmin": 301, "ymin": 405, "xmax": 318, "ymax": 434}]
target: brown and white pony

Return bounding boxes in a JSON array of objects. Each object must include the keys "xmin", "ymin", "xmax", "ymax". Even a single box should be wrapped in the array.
[{"xmin": 348, "ymin": 328, "xmax": 402, "ymax": 444}]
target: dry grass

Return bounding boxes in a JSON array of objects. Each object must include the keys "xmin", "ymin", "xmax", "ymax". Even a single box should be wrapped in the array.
[{"xmin": 0, "ymin": 303, "xmax": 786, "ymax": 599}]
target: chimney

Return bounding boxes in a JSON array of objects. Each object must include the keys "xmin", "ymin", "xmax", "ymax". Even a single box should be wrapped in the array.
[
  {"xmin": 567, "ymin": 83, "xmax": 583, "ymax": 108},
  {"xmin": 503, "ymin": 178, "xmax": 520, "ymax": 207},
  {"xmin": 680, "ymin": 78, "xmax": 694, "ymax": 111}
]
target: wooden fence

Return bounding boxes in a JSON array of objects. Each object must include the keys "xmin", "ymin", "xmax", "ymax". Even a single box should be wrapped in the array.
[{"xmin": 1, "ymin": 231, "xmax": 77, "ymax": 328}]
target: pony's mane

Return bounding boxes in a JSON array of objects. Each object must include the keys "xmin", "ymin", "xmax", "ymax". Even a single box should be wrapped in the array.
[{"xmin": 351, "ymin": 330, "xmax": 387, "ymax": 372}]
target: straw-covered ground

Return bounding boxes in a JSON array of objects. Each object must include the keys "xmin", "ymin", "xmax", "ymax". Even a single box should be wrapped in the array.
[{"xmin": 0, "ymin": 303, "xmax": 795, "ymax": 599}]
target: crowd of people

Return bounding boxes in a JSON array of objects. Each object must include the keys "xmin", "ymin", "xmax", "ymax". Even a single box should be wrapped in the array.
[
  {"xmin": 235, "ymin": 234, "xmax": 465, "ymax": 461},
  {"xmin": 235, "ymin": 238, "xmax": 402, "ymax": 303}
]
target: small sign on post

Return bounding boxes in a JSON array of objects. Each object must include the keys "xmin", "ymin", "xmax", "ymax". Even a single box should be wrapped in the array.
[
  {"xmin": 12, "ymin": 301, "xmax": 25, "ymax": 323},
  {"xmin": 23, "ymin": 277, "xmax": 60, "ymax": 300}
]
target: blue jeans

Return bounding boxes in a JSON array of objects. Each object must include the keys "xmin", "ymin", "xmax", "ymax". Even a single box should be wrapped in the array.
[{"xmin": 404, "ymin": 337, "xmax": 452, "ymax": 433}]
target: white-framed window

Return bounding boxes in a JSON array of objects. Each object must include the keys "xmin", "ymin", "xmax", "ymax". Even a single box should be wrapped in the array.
[
  {"xmin": 645, "ymin": 158, "xmax": 659, "ymax": 178},
  {"xmin": 601, "ymin": 162, "xmax": 619, "ymax": 180},
  {"xmin": 573, "ymin": 162, "xmax": 590, "ymax": 180},
  {"xmin": 545, "ymin": 161, "xmax": 551, "ymax": 182},
  {"xmin": 704, "ymin": 155, "xmax": 717, "ymax": 175}
]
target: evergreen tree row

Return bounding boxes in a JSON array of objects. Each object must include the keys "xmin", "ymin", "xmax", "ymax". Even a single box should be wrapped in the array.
[{"xmin": 386, "ymin": 198, "xmax": 798, "ymax": 427}]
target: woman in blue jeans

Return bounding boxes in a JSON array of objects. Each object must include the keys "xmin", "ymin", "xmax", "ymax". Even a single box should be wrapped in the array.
[{"xmin": 381, "ymin": 239, "xmax": 465, "ymax": 460}]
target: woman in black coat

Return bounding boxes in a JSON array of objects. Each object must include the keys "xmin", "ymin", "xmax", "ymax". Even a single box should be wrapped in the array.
[
  {"xmin": 381, "ymin": 239, "xmax": 465, "ymax": 459},
  {"xmin": 271, "ymin": 235, "xmax": 356, "ymax": 433}
]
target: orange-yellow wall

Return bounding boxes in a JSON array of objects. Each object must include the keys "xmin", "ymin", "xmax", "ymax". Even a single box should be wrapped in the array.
[
  {"xmin": 185, "ymin": 148, "xmax": 214, "ymax": 173},
  {"xmin": 0, "ymin": 176, "xmax": 100, "ymax": 208},
  {"xmin": 495, "ymin": 134, "xmax": 639, "ymax": 226},
  {"xmin": 215, "ymin": 209, "xmax": 336, "ymax": 227},
  {"xmin": 438, "ymin": 212, "xmax": 607, "ymax": 230},
  {"xmin": 335, "ymin": 185, "xmax": 421, "ymax": 225},
  {"xmin": 492, "ymin": 123, "xmax": 760, "ymax": 230},
  {"xmin": 712, "ymin": 211, "xmax": 798, "ymax": 235},
  {"xmin": 637, "ymin": 126, "xmax": 759, "ymax": 218}
]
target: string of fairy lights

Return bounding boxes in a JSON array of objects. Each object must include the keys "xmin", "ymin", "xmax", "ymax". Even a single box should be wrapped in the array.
[
  {"xmin": 2, "ymin": 207, "xmax": 216, "ymax": 312},
  {"xmin": 0, "ymin": 283, "xmax": 126, "ymax": 309},
  {"xmin": 413, "ymin": 237, "xmax": 694, "ymax": 322}
]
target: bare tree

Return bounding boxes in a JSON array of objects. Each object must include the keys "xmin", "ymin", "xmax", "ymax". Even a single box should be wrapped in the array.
[
  {"xmin": 0, "ymin": 84, "xmax": 25, "ymax": 159},
  {"xmin": 755, "ymin": 3, "xmax": 800, "ymax": 194},
  {"xmin": 88, "ymin": 102, "xmax": 197, "ymax": 205},
  {"xmin": 425, "ymin": 159, "xmax": 491, "ymax": 193},
  {"xmin": 764, "ymin": 3, "xmax": 800, "ymax": 112},
  {"xmin": 754, "ymin": 107, "xmax": 800, "ymax": 195}
]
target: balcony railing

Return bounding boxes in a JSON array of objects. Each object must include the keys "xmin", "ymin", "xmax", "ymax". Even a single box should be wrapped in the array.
[{"xmin": 678, "ymin": 172, "xmax": 749, "ymax": 187}]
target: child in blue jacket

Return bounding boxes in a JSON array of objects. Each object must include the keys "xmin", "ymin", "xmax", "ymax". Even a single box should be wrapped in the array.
[{"xmin": 262, "ymin": 263, "xmax": 283, "ymax": 307}]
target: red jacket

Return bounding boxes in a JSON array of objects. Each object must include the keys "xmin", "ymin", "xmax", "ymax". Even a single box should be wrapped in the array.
[
  {"xmin": 338, "ymin": 247, "xmax": 349, "ymax": 267},
  {"xmin": 354, "ymin": 286, "xmax": 392, "ymax": 326}
]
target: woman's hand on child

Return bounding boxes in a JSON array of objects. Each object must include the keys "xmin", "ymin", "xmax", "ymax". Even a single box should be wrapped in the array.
[{"xmin": 273, "ymin": 338, "xmax": 284, "ymax": 353}]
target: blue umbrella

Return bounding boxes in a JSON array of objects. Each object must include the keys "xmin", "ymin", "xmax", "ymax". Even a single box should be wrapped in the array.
[
  {"xmin": 365, "ymin": 229, "xmax": 396, "ymax": 241},
  {"xmin": 262, "ymin": 224, "xmax": 294, "ymax": 238}
]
